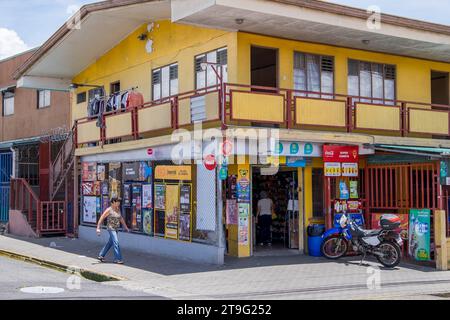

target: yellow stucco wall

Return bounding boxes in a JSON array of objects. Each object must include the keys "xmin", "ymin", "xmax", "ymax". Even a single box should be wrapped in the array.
[
  {"xmin": 71, "ymin": 20, "xmax": 237, "ymax": 122},
  {"xmin": 236, "ymin": 32, "xmax": 450, "ymax": 104}
]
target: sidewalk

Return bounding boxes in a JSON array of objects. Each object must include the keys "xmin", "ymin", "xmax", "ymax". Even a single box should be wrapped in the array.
[{"xmin": 1, "ymin": 234, "xmax": 450, "ymax": 300}]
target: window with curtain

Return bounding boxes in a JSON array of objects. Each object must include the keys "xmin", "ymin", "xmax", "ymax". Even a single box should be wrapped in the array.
[
  {"xmin": 2, "ymin": 88, "xmax": 15, "ymax": 116},
  {"xmin": 37, "ymin": 89, "xmax": 51, "ymax": 109},
  {"xmin": 152, "ymin": 63, "xmax": 178, "ymax": 101},
  {"xmin": 348, "ymin": 59, "xmax": 396, "ymax": 104},
  {"xmin": 294, "ymin": 52, "xmax": 334, "ymax": 98},
  {"xmin": 195, "ymin": 47, "xmax": 228, "ymax": 90}
]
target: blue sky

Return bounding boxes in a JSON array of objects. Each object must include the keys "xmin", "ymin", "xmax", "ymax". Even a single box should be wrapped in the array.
[{"xmin": 0, "ymin": 0, "xmax": 449, "ymax": 59}]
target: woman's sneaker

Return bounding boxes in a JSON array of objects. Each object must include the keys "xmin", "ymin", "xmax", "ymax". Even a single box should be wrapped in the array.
[{"xmin": 97, "ymin": 256, "xmax": 105, "ymax": 263}]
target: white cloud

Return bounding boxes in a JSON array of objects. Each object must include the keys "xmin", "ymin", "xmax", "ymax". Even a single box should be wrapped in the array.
[{"xmin": 0, "ymin": 28, "xmax": 29, "ymax": 60}]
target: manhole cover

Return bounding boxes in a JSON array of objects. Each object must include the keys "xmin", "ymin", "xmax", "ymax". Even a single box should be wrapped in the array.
[{"xmin": 20, "ymin": 286, "xmax": 65, "ymax": 294}]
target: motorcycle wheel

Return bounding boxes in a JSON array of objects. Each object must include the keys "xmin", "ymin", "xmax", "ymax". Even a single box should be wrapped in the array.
[
  {"xmin": 321, "ymin": 236, "xmax": 348, "ymax": 259},
  {"xmin": 376, "ymin": 241, "xmax": 401, "ymax": 268}
]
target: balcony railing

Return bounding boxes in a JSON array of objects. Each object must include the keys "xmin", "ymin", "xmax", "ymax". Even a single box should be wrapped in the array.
[{"xmin": 74, "ymin": 83, "xmax": 450, "ymax": 148}]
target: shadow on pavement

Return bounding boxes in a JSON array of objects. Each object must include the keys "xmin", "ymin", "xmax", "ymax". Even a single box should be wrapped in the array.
[{"xmin": 3, "ymin": 234, "xmax": 437, "ymax": 276}]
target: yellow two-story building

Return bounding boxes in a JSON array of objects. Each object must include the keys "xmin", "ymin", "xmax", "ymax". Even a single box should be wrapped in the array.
[{"xmin": 14, "ymin": 0, "xmax": 450, "ymax": 264}]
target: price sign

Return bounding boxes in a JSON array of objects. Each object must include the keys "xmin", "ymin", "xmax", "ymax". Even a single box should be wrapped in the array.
[
  {"xmin": 342, "ymin": 163, "xmax": 358, "ymax": 177},
  {"xmin": 324, "ymin": 162, "xmax": 341, "ymax": 177}
]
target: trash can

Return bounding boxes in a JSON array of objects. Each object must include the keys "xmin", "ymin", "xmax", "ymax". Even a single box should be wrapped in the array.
[{"xmin": 307, "ymin": 224, "xmax": 325, "ymax": 257}]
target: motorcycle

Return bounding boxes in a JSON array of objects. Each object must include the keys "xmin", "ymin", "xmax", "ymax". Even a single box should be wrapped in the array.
[{"xmin": 321, "ymin": 213, "xmax": 403, "ymax": 268}]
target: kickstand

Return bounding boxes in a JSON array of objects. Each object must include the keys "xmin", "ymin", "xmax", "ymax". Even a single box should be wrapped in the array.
[{"xmin": 359, "ymin": 253, "xmax": 366, "ymax": 266}]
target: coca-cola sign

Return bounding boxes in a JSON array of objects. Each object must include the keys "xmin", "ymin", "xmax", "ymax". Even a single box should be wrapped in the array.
[{"xmin": 323, "ymin": 145, "xmax": 359, "ymax": 163}]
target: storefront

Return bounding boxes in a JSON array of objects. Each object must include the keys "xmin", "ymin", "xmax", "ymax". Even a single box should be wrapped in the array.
[
  {"xmin": 222, "ymin": 141, "xmax": 375, "ymax": 258},
  {"xmin": 77, "ymin": 142, "xmax": 225, "ymax": 264}
]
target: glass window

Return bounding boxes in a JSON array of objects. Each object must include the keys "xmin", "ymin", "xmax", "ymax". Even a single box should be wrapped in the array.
[
  {"xmin": 110, "ymin": 81, "xmax": 121, "ymax": 94},
  {"xmin": 37, "ymin": 89, "xmax": 51, "ymax": 109},
  {"xmin": 2, "ymin": 88, "xmax": 15, "ymax": 116},
  {"xmin": 152, "ymin": 63, "xmax": 178, "ymax": 100},
  {"xmin": 294, "ymin": 52, "xmax": 334, "ymax": 98},
  {"xmin": 195, "ymin": 47, "xmax": 228, "ymax": 90},
  {"xmin": 77, "ymin": 92, "xmax": 87, "ymax": 104},
  {"xmin": 348, "ymin": 59, "xmax": 396, "ymax": 104}
]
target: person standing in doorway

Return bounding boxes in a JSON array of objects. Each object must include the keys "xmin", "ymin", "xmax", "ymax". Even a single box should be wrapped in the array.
[
  {"xmin": 257, "ymin": 191, "xmax": 275, "ymax": 246},
  {"xmin": 96, "ymin": 198, "xmax": 130, "ymax": 264}
]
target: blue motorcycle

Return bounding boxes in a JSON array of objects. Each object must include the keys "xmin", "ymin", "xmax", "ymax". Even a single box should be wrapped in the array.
[{"xmin": 321, "ymin": 213, "xmax": 403, "ymax": 268}]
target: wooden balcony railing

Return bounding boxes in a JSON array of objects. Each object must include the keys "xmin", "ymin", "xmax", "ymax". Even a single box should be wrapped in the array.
[{"xmin": 74, "ymin": 83, "xmax": 450, "ymax": 148}]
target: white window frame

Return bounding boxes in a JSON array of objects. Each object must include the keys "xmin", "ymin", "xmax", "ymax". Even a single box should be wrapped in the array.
[
  {"xmin": 2, "ymin": 89, "xmax": 15, "ymax": 116},
  {"xmin": 195, "ymin": 47, "xmax": 228, "ymax": 90},
  {"xmin": 293, "ymin": 52, "xmax": 334, "ymax": 98},
  {"xmin": 348, "ymin": 59, "xmax": 397, "ymax": 105},
  {"xmin": 37, "ymin": 89, "xmax": 51, "ymax": 109},
  {"xmin": 152, "ymin": 63, "xmax": 178, "ymax": 101}
]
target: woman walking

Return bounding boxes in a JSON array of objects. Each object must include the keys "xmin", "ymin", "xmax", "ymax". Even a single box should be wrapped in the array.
[{"xmin": 96, "ymin": 198, "xmax": 129, "ymax": 264}]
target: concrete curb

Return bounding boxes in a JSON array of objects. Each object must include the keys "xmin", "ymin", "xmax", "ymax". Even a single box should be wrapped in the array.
[{"xmin": 0, "ymin": 249, "xmax": 127, "ymax": 282}]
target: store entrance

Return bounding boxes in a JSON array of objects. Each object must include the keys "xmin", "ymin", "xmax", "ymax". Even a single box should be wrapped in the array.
[{"xmin": 251, "ymin": 166, "xmax": 300, "ymax": 255}]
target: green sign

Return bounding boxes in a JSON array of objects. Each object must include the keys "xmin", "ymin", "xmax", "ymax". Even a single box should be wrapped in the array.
[
  {"xmin": 304, "ymin": 143, "xmax": 313, "ymax": 155},
  {"xmin": 275, "ymin": 142, "xmax": 283, "ymax": 155},
  {"xmin": 440, "ymin": 160, "xmax": 448, "ymax": 185},
  {"xmin": 290, "ymin": 143, "xmax": 299, "ymax": 155},
  {"xmin": 219, "ymin": 166, "xmax": 228, "ymax": 180},
  {"xmin": 408, "ymin": 209, "xmax": 431, "ymax": 261}
]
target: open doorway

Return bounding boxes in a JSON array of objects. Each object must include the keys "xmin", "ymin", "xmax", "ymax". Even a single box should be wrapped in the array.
[
  {"xmin": 251, "ymin": 46, "xmax": 278, "ymax": 91},
  {"xmin": 431, "ymin": 71, "xmax": 449, "ymax": 106},
  {"xmin": 251, "ymin": 167, "xmax": 300, "ymax": 256}
]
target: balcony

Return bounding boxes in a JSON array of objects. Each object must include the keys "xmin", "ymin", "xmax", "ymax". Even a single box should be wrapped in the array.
[{"xmin": 74, "ymin": 83, "xmax": 450, "ymax": 148}]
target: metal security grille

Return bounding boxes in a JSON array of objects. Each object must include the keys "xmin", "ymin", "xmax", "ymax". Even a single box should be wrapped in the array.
[
  {"xmin": 0, "ymin": 152, "xmax": 13, "ymax": 222},
  {"xmin": 195, "ymin": 165, "xmax": 216, "ymax": 232},
  {"xmin": 366, "ymin": 162, "xmax": 439, "ymax": 210},
  {"xmin": 17, "ymin": 144, "xmax": 39, "ymax": 186}
]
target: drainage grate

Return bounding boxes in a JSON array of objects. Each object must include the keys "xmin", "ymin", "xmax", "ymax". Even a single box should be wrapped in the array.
[{"xmin": 20, "ymin": 286, "xmax": 65, "ymax": 294}]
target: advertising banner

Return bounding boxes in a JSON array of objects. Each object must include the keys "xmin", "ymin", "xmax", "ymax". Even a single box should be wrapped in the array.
[
  {"xmin": 154, "ymin": 184, "xmax": 166, "ymax": 210},
  {"xmin": 97, "ymin": 164, "xmax": 106, "ymax": 181},
  {"xmin": 180, "ymin": 185, "xmax": 191, "ymax": 213},
  {"xmin": 323, "ymin": 145, "xmax": 359, "ymax": 163},
  {"xmin": 238, "ymin": 203, "xmax": 250, "ymax": 245},
  {"xmin": 179, "ymin": 214, "xmax": 191, "ymax": 241},
  {"xmin": 82, "ymin": 196, "xmax": 97, "ymax": 224},
  {"xmin": 372, "ymin": 213, "xmax": 409, "ymax": 240},
  {"xmin": 342, "ymin": 163, "xmax": 358, "ymax": 177},
  {"xmin": 324, "ymin": 162, "xmax": 341, "ymax": 177},
  {"xmin": 82, "ymin": 162, "xmax": 97, "ymax": 181},
  {"xmin": 409, "ymin": 209, "xmax": 431, "ymax": 261},
  {"xmin": 165, "ymin": 184, "xmax": 180, "ymax": 240},
  {"xmin": 226, "ymin": 199, "xmax": 238, "ymax": 225},
  {"xmin": 122, "ymin": 162, "xmax": 140, "ymax": 181},
  {"xmin": 236, "ymin": 168, "xmax": 250, "ymax": 203},
  {"xmin": 123, "ymin": 184, "xmax": 131, "ymax": 207},
  {"xmin": 155, "ymin": 166, "xmax": 192, "ymax": 181},
  {"xmin": 142, "ymin": 209, "xmax": 153, "ymax": 235},
  {"xmin": 142, "ymin": 184, "xmax": 153, "ymax": 209}
]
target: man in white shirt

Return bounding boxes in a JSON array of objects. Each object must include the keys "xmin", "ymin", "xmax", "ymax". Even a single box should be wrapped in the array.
[{"xmin": 257, "ymin": 191, "xmax": 274, "ymax": 246}]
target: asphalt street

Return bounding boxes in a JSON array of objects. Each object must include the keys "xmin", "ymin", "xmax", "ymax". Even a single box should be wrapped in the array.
[{"xmin": 0, "ymin": 255, "xmax": 164, "ymax": 300}]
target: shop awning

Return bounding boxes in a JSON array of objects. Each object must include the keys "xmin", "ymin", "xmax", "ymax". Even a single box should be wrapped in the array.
[{"xmin": 374, "ymin": 144, "xmax": 450, "ymax": 158}]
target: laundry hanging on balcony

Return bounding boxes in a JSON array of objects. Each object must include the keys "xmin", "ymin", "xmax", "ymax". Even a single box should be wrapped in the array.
[{"xmin": 87, "ymin": 87, "xmax": 144, "ymax": 128}]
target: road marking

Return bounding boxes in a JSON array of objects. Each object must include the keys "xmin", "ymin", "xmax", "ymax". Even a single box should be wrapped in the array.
[{"xmin": 20, "ymin": 287, "xmax": 65, "ymax": 294}]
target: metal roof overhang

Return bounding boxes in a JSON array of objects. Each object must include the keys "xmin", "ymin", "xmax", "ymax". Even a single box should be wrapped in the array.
[
  {"xmin": 14, "ymin": 0, "xmax": 450, "ymax": 91},
  {"xmin": 16, "ymin": 0, "xmax": 171, "ymax": 91},
  {"xmin": 172, "ymin": 0, "xmax": 450, "ymax": 62},
  {"xmin": 374, "ymin": 144, "xmax": 450, "ymax": 159}
]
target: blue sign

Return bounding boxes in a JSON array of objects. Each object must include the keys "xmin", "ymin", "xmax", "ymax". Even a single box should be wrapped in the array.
[
  {"xmin": 334, "ymin": 213, "xmax": 365, "ymax": 228},
  {"xmin": 286, "ymin": 157, "xmax": 306, "ymax": 168}
]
